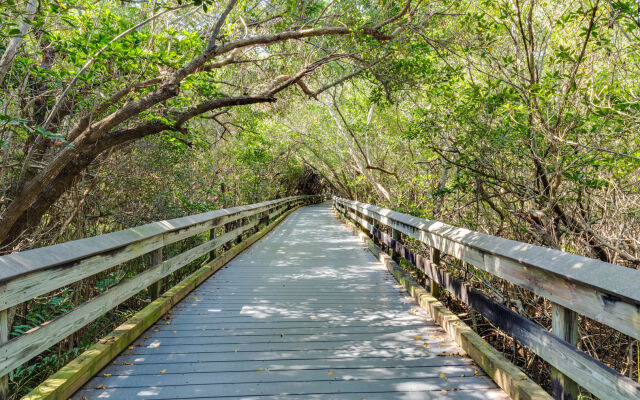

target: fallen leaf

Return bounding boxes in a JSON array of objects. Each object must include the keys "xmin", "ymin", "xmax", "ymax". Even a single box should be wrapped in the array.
[
  {"xmin": 474, "ymin": 369, "xmax": 479, "ymax": 376},
  {"xmin": 439, "ymin": 373, "xmax": 448, "ymax": 380},
  {"xmin": 96, "ymin": 384, "xmax": 105, "ymax": 389},
  {"xmin": 122, "ymin": 362, "xmax": 132, "ymax": 365},
  {"xmin": 103, "ymin": 373, "xmax": 112, "ymax": 377},
  {"xmin": 257, "ymin": 369, "xmax": 264, "ymax": 371},
  {"xmin": 520, "ymin": 377, "xmax": 528, "ymax": 380},
  {"xmin": 173, "ymin": 330, "xmax": 177, "ymax": 334},
  {"xmin": 160, "ymin": 369, "xmax": 167, "ymax": 373},
  {"xmin": 328, "ymin": 371, "xmax": 334, "ymax": 375}
]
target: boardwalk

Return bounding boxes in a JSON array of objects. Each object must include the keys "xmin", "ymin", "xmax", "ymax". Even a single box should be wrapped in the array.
[{"xmin": 72, "ymin": 203, "xmax": 509, "ymax": 399}]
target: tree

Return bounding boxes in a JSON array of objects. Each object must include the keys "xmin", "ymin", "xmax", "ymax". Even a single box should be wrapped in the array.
[{"xmin": 0, "ymin": 0, "xmax": 423, "ymax": 251}]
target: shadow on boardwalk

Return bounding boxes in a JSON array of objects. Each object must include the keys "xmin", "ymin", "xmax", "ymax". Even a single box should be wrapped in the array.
[{"xmin": 72, "ymin": 203, "xmax": 509, "ymax": 400}]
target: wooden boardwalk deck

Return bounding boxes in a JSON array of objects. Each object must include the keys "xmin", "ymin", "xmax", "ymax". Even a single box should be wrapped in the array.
[{"xmin": 72, "ymin": 202, "xmax": 509, "ymax": 400}]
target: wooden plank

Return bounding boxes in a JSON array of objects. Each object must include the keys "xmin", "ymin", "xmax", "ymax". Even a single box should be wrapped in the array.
[
  {"xmin": 336, "ymin": 198, "xmax": 640, "ymax": 341},
  {"xmin": 0, "ymin": 235, "xmax": 162, "ymax": 311},
  {"xmin": 87, "ymin": 368, "xmax": 490, "ymax": 387},
  {"xmin": 0, "ymin": 196, "xmax": 315, "ymax": 284},
  {"xmin": 71, "ymin": 377, "xmax": 501, "ymax": 399},
  {"xmin": 94, "ymin": 358, "xmax": 477, "ymax": 376},
  {"xmin": 94, "ymin": 346, "xmax": 468, "ymax": 363}
]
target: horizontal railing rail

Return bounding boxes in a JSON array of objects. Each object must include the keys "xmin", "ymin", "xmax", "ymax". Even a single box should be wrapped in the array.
[
  {"xmin": 334, "ymin": 196, "xmax": 640, "ymax": 400},
  {"xmin": 0, "ymin": 195, "xmax": 321, "ymax": 398}
]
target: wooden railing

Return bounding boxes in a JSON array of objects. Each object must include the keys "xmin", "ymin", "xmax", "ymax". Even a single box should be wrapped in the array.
[
  {"xmin": 0, "ymin": 195, "xmax": 321, "ymax": 398},
  {"xmin": 334, "ymin": 196, "xmax": 640, "ymax": 400}
]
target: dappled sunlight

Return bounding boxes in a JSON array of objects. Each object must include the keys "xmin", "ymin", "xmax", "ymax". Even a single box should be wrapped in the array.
[{"xmin": 72, "ymin": 204, "xmax": 508, "ymax": 400}]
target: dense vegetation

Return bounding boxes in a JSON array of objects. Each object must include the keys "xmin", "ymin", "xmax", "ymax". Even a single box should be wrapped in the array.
[{"xmin": 1, "ymin": 0, "xmax": 639, "ymax": 397}]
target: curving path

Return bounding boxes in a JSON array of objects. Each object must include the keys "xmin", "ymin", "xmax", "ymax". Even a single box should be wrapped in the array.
[{"xmin": 72, "ymin": 202, "xmax": 509, "ymax": 400}]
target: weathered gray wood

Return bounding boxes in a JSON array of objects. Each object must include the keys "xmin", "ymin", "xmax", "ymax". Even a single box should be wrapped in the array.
[
  {"xmin": 148, "ymin": 248, "xmax": 163, "ymax": 301},
  {"xmin": 0, "ymin": 197, "xmax": 314, "ymax": 311},
  {"xmin": 0, "ymin": 310, "xmax": 7, "ymax": 400},
  {"xmin": 338, "ymin": 197, "xmax": 640, "ymax": 400},
  {"xmin": 0, "ymin": 235, "xmax": 162, "ymax": 310},
  {"xmin": 87, "ymin": 368, "xmax": 489, "ymax": 387},
  {"xmin": 430, "ymin": 248, "xmax": 442, "ymax": 298},
  {"xmin": 0, "ymin": 196, "xmax": 313, "ymax": 284},
  {"xmin": 0, "ymin": 220, "xmax": 260, "ymax": 377},
  {"xmin": 335, "ymin": 197, "xmax": 640, "ymax": 341},
  {"xmin": 551, "ymin": 303, "xmax": 580, "ymax": 400},
  {"xmin": 73, "ymin": 377, "xmax": 502, "ymax": 400},
  {"xmin": 98, "ymin": 357, "xmax": 477, "ymax": 376},
  {"xmin": 208, "ymin": 228, "xmax": 216, "ymax": 261},
  {"xmin": 70, "ymin": 203, "xmax": 507, "ymax": 400},
  {"xmin": 391, "ymin": 228, "xmax": 400, "ymax": 260}
]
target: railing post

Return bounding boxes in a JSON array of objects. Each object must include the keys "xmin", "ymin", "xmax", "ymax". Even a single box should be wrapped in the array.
[
  {"xmin": 235, "ymin": 219, "xmax": 243, "ymax": 245},
  {"xmin": 148, "ymin": 248, "xmax": 163, "ymax": 301},
  {"xmin": 224, "ymin": 221, "xmax": 234, "ymax": 250},
  {"xmin": 391, "ymin": 229, "xmax": 400, "ymax": 260},
  {"xmin": 551, "ymin": 302, "xmax": 580, "ymax": 400},
  {"xmin": 209, "ymin": 227, "xmax": 216, "ymax": 261},
  {"xmin": 0, "ymin": 309, "xmax": 8, "ymax": 400},
  {"xmin": 430, "ymin": 249, "xmax": 442, "ymax": 298}
]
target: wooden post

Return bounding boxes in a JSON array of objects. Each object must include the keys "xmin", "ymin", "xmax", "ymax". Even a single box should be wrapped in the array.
[
  {"xmin": 148, "ymin": 248, "xmax": 163, "ymax": 301},
  {"xmin": 235, "ymin": 219, "xmax": 244, "ymax": 245},
  {"xmin": 209, "ymin": 228, "xmax": 216, "ymax": 261},
  {"xmin": 551, "ymin": 302, "xmax": 580, "ymax": 400},
  {"xmin": 224, "ymin": 222, "xmax": 233, "ymax": 250},
  {"xmin": 430, "ymin": 248, "xmax": 442, "ymax": 298},
  {"xmin": 0, "ymin": 309, "xmax": 8, "ymax": 400},
  {"xmin": 391, "ymin": 229, "xmax": 400, "ymax": 260}
]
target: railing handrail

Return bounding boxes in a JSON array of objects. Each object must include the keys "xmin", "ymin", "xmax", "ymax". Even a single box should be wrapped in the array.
[
  {"xmin": 334, "ymin": 196, "xmax": 640, "ymax": 400},
  {"xmin": 0, "ymin": 196, "xmax": 313, "ymax": 283},
  {"xmin": 335, "ymin": 197, "xmax": 640, "ymax": 306},
  {"xmin": 0, "ymin": 195, "xmax": 321, "ymax": 392}
]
